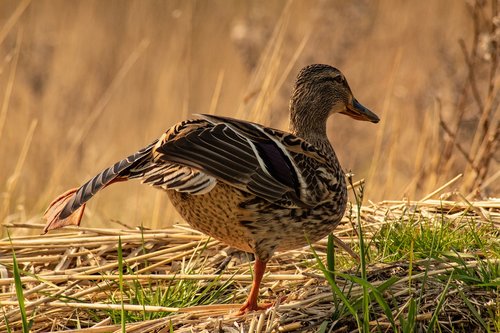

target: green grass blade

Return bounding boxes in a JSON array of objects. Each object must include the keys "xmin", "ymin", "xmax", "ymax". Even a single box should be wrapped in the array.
[
  {"xmin": 326, "ymin": 233, "xmax": 335, "ymax": 279},
  {"xmin": 9, "ymin": 233, "xmax": 29, "ymax": 333},
  {"xmin": 457, "ymin": 288, "xmax": 489, "ymax": 331},
  {"xmin": 400, "ymin": 297, "xmax": 417, "ymax": 332},
  {"xmin": 348, "ymin": 176, "xmax": 369, "ymax": 332},
  {"xmin": 317, "ymin": 320, "xmax": 329, "ymax": 333},
  {"xmin": 336, "ymin": 272, "xmax": 398, "ymax": 331},
  {"xmin": 309, "ymin": 241, "xmax": 361, "ymax": 329},
  {"xmin": 117, "ymin": 236, "xmax": 126, "ymax": 333},
  {"xmin": 326, "ymin": 233, "xmax": 339, "ymax": 310},
  {"xmin": 4, "ymin": 313, "xmax": 12, "ymax": 333},
  {"xmin": 426, "ymin": 271, "xmax": 454, "ymax": 333}
]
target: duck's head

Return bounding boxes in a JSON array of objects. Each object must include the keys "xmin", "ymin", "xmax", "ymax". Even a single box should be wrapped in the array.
[{"xmin": 290, "ymin": 64, "xmax": 379, "ymax": 138}]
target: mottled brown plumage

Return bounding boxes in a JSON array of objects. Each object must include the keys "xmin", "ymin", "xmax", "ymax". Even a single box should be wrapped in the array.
[{"xmin": 43, "ymin": 64, "xmax": 379, "ymax": 314}]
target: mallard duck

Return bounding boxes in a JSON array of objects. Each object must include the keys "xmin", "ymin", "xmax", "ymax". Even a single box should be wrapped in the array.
[{"xmin": 43, "ymin": 64, "xmax": 379, "ymax": 314}]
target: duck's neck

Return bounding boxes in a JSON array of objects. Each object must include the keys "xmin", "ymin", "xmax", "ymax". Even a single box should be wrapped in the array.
[{"xmin": 289, "ymin": 101, "xmax": 330, "ymax": 146}]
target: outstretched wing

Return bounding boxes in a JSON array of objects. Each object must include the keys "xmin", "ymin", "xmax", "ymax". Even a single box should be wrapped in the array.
[
  {"xmin": 43, "ymin": 114, "xmax": 333, "ymax": 233},
  {"xmin": 155, "ymin": 114, "xmax": 317, "ymax": 207},
  {"xmin": 57, "ymin": 141, "xmax": 158, "ymax": 220}
]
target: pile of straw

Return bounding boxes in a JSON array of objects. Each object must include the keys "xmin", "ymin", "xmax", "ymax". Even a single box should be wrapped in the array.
[{"xmin": 1, "ymin": 196, "xmax": 498, "ymax": 332}]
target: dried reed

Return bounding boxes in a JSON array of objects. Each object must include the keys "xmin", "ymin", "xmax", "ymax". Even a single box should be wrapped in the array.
[{"xmin": 0, "ymin": 192, "xmax": 497, "ymax": 332}]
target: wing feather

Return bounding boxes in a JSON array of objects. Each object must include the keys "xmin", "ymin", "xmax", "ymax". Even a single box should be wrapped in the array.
[
  {"xmin": 58, "ymin": 141, "xmax": 158, "ymax": 219},
  {"xmin": 155, "ymin": 115, "xmax": 315, "ymax": 207}
]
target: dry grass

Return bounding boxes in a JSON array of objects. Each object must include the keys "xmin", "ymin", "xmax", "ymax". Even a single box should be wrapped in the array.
[
  {"xmin": 1, "ymin": 194, "xmax": 498, "ymax": 332},
  {"xmin": 0, "ymin": 0, "xmax": 498, "ymax": 232}
]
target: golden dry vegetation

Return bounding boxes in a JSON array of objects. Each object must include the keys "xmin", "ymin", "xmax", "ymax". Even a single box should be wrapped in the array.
[
  {"xmin": 1, "ymin": 198, "xmax": 498, "ymax": 332},
  {"xmin": 0, "ymin": 0, "xmax": 498, "ymax": 232}
]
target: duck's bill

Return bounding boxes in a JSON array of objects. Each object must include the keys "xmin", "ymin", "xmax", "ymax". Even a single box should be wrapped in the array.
[{"xmin": 340, "ymin": 99, "xmax": 380, "ymax": 123}]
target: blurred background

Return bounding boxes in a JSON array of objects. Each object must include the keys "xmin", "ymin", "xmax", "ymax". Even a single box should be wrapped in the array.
[{"xmin": 0, "ymin": 0, "xmax": 498, "ymax": 232}]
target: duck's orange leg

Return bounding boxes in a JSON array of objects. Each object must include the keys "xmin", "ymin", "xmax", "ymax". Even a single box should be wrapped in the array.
[{"xmin": 237, "ymin": 258, "xmax": 272, "ymax": 315}]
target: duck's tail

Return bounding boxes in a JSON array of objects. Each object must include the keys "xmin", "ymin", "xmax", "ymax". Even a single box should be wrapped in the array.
[{"xmin": 42, "ymin": 141, "xmax": 157, "ymax": 233}]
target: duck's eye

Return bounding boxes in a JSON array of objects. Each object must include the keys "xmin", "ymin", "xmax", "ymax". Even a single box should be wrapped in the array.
[{"xmin": 332, "ymin": 75, "xmax": 344, "ymax": 83}]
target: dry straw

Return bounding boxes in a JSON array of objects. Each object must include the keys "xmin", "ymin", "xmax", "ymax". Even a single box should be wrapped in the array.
[{"xmin": 1, "ymin": 188, "xmax": 498, "ymax": 332}]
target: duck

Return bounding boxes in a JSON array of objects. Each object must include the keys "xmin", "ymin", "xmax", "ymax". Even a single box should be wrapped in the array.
[{"xmin": 43, "ymin": 64, "xmax": 379, "ymax": 314}]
